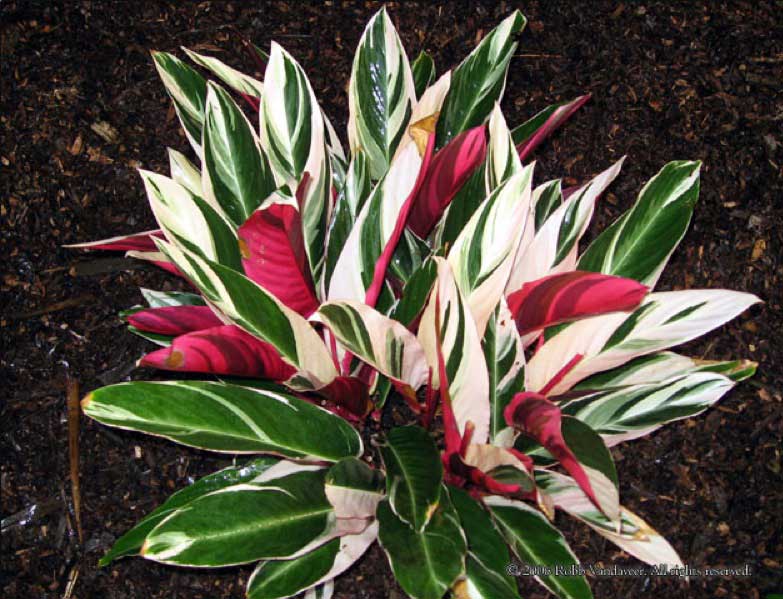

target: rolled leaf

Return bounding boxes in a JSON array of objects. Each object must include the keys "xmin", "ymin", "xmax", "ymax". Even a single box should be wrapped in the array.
[
  {"xmin": 348, "ymin": 7, "xmax": 415, "ymax": 179},
  {"xmin": 379, "ymin": 425, "xmax": 443, "ymax": 532},
  {"xmin": 239, "ymin": 199, "xmax": 319, "ymax": 317},
  {"xmin": 140, "ymin": 288, "xmax": 206, "ymax": 308},
  {"xmin": 168, "ymin": 148, "xmax": 202, "ymax": 195},
  {"xmin": 82, "ymin": 381, "xmax": 362, "ymax": 460},
  {"xmin": 578, "ymin": 160, "xmax": 701, "ymax": 288},
  {"xmin": 183, "ymin": 47, "xmax": 264, "ymax": 97},
  {"xmin": 532, "ymin": 179, "xmax": 564, "ymax": 230},
  {"xmin": 127, "ymin": 305, "xmax": 221, "ymax": 336},
  {"xmin": 64, "ymin": 229, "xmax": 163, "ymax": 252},
  {"xmin": 513, "ymin": 95, "xmax": 590, "ymax": 162},
  {"xmin": 325, "ymin": 457, "xmax": 384, "ymax": 522},
  {"xmin": 436, "ymin": 11, "xmax": 526, "ymax": 147},
  {"xmin": 485, "ymin": 103, "xmax": 522, "ymax": 193},
  {"xmin": 377, "ymin": 495, "xmax": 466, "ymax": 599},
  {"xmin": 411, "ymin": 51, "xmax": 435, "ymax": 98},
  {"xmin": 507, "ymin": 271, "xmax": 648, "ymax": 335},
  {"xmin": 486, "ymin": 496, "xmax": 593, "ymax": 599}
]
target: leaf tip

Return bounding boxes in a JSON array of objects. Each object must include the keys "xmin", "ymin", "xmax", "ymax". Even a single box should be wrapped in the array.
[{"xmin": 80, "ymin": 392, "xmax": 94, "ymax": 411}]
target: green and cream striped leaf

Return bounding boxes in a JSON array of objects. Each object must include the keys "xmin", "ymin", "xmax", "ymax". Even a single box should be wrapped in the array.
[
  {"xmin": 392, "ymin": 71, "xmax": 451, "ymax": 161},
  {"xmin": 99, "ymin": 457, "xmax": 279, "ymax": 565},
  {"xmin": 486, "ymin": 496, "xmax": 593, "ymax": 599},
  {"xmin": 435, "ymin": 11, "xmax": 526, "ymax": 148},
  {"xmin": 505, "ymin": 159, "xmax": 623, "ymax": 295},
  {"xmin": 82, "ymin": 381, "xmax": 361, "ymax": 460},
  {"xmin": 536, "ymin": 470, "xmax": 683, "ymax": 567},
  {"xmin": 411, "ymin": 51, "xmax": 435, "ymax": 99},
  {"xmin": 314, "ymin": 301, "xmax": 429, "ymax": 391},
  {"xmin": 246, "ymin": 522, "xmax": 378, "ymax": 599},
  {"xmin": 324, "ymin": 457, "xmax": 385, "ymax": 522},
  {"xmin": 527, "ymin": 289, "xmax": 760, "ymax": 394},
  {"xmin": 141, "ymin": 469, "xmax": 336, "ymax": 566},
  {"xmin": 202, "ymin": 82, "xmax": 276, "ymax": 226},
  {"xmin": 578, "ymin": 161, "xmax": 700, "ymax": 288},
  {"xmin": 533, "ymin": 179, "xmax": 564, "ymax": 231},
  {"xmin": 347, "ymin": 7, "xmax": 415, "ymax": 179},
  {"xmin": 449, "ymin": 487, "xmax": 521, "ymax": 599},
  {"xmin": 259, "ymin": 42, "xmax": 331, "ymax": 278},
  {"xmin": 183, "ymin": 47, "xmax": 264, "ymax": 97},
  {"xmin": 155, "ymin": 240, "xmax": 338, "ymax": 389},
  {"xmin": 140, "ymin": 170, "xmax": 242, "ymax": 270},
  {"xmin": 167, "ymin": 148, "xmax": 202, "ymax": 196},
  {"xmin": 483, "ymin": 299, "xmax": 526, "ymax": 447},
  {"xmin": 377, "ymin": 494, "xmax": 466, "ymax": 599},
  {"xmin": 485, "ymin": 103, "xmax": 522, "ymax": 193},
  {"xmin": 140, "ymin": 287, "xmax": 206, "ymax": 308},
  {"xmin": 560, "ymin": 371, "xmax": 736, "ymax": 446},
  {"xmin": 418, "ymin": 258, "xmax": 490, "ymax": 443},
  {"xmin": 448, "ymin": 164, "xmax": 534, "ymax": 335},
  {"xmin": 573, "ymin": 351, "xmax": 757, "ymax": 391},
  {"xmin": 379, "ymin": 426, "xmax": 443, "ymax": 532},
  {"xmin": 152, "ymin": 51, "xmax": 207, "ymax": 155},
  {"xmin": 327, "ymin": 142, "xmax": 423, "ymax": 303},
  {"xmin": 305, "ymin": 583, "xmax": 334, "ymax": 599}
]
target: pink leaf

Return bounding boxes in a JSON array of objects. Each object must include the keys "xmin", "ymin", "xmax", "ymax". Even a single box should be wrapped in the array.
[
  {"xmin": 504, "ymin": 392, "xmax": 600, "ymax": 507},
  {"xmin": 507, "ymin": 271, "xmax": 648, "ymax": 335},
  {"xmin": 139, "ymin": 325, "xmax": 296, "ymax": 380},
  {"xmin": 408, "ymin": 126, "xmax": 487, "ymax": 238},
  {"xmin": 516, "ymin": 95, "xmax": 591, "ymax": 162},
  {"xmin": 317, "ymin": 376, "xmax": 371, "ymax": 419},
  {"xmin": 65, "ymin": 230, "xmax": 165, "ymax": 252},
  {"xmin": 238, "ymin": 203, "xmax": 319, "ymax": 317},
  {"xmin": 127, "ymin": 305, "xmax": 222, "ymax": 336}
]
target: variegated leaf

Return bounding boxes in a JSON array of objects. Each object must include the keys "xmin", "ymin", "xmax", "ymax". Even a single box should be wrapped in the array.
[
  {"xmin": 512, "ymin": 95, "xmax": 591, "ymax": 162},
  {"xmin": 532, "ymin": 179, "xmax": 563, "ymax": 230},
  {"xmin": 167, "ymin": 148, "xmax": 201, "ymax": 195},
  {"xmin": 411, "ymin": 51, "xmax": 435, "ymax": 98},
  {"xmin": 448, "ymin": 164, "xmax": 534, "ymax": 334},
  {"xmin": 202, "ymin": 82, "xmax": 276, "ymax": 226},
  {"xmin": 314, "ymin": 301, "xmax": 429, "ymax": 392},
  {"xmin": 436, "ymin": 11, "xmax": 526, "ymax": 148},
  {"xmin": 324, "ymin": 457, "xmax": 385, "ymax": 522},
  {"xmin": 417, "ymin": 257, "xmax": 490, "ymax": 443},
  {"xmin": 348, "ymin": 8, "xmax": 415, "ymax": 179},
  {"xmin": 505, "ymin": 159, "xmax": 624, "ymax": 295},
  {"xmin": 259, "ymin": 42, "xmax": 331, "ymax": 278},
  {"xmin": 527, "ymin": 289, "xmax": 760, "ymax": 394},
  {"xmin": 578, "ymin": 161, "xmax": 701, "ymax": 288},
  {"xmin": 485, "ymin": 103, "xmax": 522, "ymax": 193},
  {"xmin": 536, "ymin": 470, "xmax": 683, "ymax": 567},
  {"xmin": 156, "ymin": 239, "xmax": 337, "ymax": 390},
  {"xmin": 183, "ymin": 47, "xmax": 264, "ymax": 97}
]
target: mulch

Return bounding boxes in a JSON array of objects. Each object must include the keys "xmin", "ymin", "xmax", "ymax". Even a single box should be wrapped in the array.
[{"xmin": 2, "ymin": 2, "xmax": 781, "ymax": 598}]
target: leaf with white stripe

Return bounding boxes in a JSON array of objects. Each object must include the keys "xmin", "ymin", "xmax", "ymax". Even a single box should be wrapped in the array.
[
  {"xmin": 536, "ymin": 470, "xmax": 683, "ymax": 567},
  {"xmin": 418, "ymin": 257, "xmax": 490, "ymax": 443},
  {"xmin": 247, "ymin": 523, "xmax": 378, "ymax": 599},
  {"xmin": 141, "ymin": 469, "xmax": 334, "ymax": 566},
  {"xmin": 483, "ymin": 300, "xmax": 525, "ymax": 447},
  {"xmin": 259, "ymin": 42, "xmax": 331, "ymax": 278},
  {"xmin": 348, "ymin": 7, "xmax": 415, "ymax": 179},
  {"xmin": 183, "ymin": 47, "xmax": 264, "ymax": 97},
  {"xmin": 327, "ymin": 142, "xmax": 422, "ymax": 304},
  {"xmin": 152, "ymin": 51, "xmax": 207, "ymax": 155},
  {"xmin": 315, "ymin": 301, "xmax": 429, "ymax": 392},
  {"xmin": 448, "ymin": 164, "xmax": 534, "ymax": 335},
  {"xmin": 532, "ymin": 179, "xmax": 563, "ymax": 230},
  {"xmin": 485, "ymin": 103, "xmax": 522, "ymax": 193},
  {"xmin": 202, "ymin": 82, "xmax": 276, "ymax": 226},
  {"xmin": 167, "ymin": 148, "xmax": 201, "ymax": 195},
  {"xmin": 411, "ymin": 51, "xmax": 435, "ymax": 98},
  {"xmin": 82, "ymin": 381, "xmax": 362, "ymax": 460},
  {"xmin": 560, "ymin": 371, "xmax": 736, "ymax": 446},
  {"xmin": 436, "ymin": 11, "xmax": 526, "ymax": 148},
  {"xmin": 578, "ymin": 160, "xmax": 700, "ymax": 288},
  {"xmin": 325, "ymin": 457, "xmax": 384, "ymax": 522},
  {"xmin": 156, "ymin": 240, "xmax": 338, "ymax": 390},
  {"xmin": 140, "ymin": 170, "xmax": 241, "ymax": 270},
  {"xmin": 486, "ymin": 496, "xmax": 593, "ymax": 599},
  {"xmin": 505, "ymin": 159, "xmax": 623, "ymax": 294},
  {"xmin": 527, "ymin": 289, "xmax": 760, "ymax": 394}
]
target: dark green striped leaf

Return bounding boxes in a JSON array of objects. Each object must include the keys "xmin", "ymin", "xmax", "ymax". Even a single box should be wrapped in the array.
[
  {"xmin": 184, "ymin": 47, "xmax": 263, "ymax": 97},
  {"xmin": 82, "ymin": 381, "xmax": 361, "ymax": 460},
  {"xmin": 411, "ymin": 51, "xmax": 435, "ymax": 98}
]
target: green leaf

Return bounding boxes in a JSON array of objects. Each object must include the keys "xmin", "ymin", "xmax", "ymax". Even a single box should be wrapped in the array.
[
  {"xmin": 82, "ymin": 381, "xmax": 362, "ymax": 460},
  {"xmin": 533, "ymin": 179, "xmax": 563, "ymax": 230},
  {"xmin": 325, "ymin": 457, "xmax": 385, "ymax": 521},
  {"xmin": 167, "ymin": 148, "xmax": 202, "ymax": 195},
  {"xmin": 184, "ymin": 47, "xmax": 264, "ymax": 97},
  {"xmin": 248, "ymin": 538, "xmax": 340, "ymax": 599},
  {"xmin": 377, "ymin": 494, "xmax": 466, "ymax": 599},
  {"xmin": 379, "ymin": 425, "xmax": 442, "ymax": 531},
  {"xmin": 487, "ymin": 497, "xmax": 593, "ymax": 599},
  {"xmin": 411, "ymin": 51, "xmax": 435, "ymax": 98},
  {"xmin": 435, "ymin": 11, "xmax": 526, "ymax": 148},
  {"xmin": 139, "ymin": 288, "xmax": 206, "ymax": 308},
  {"xmin": 348, "ymin": 7, "xmax": 415, "ymax": 179},
  {"xmin": 449, "ymin": 487, "xmax": 520, "ymax": 599},
  {"xmin": 202, "ymin": 82, "xmax": 276, "ymax": 226},
  {"xmin": 152, "ymin": 51, "xmax": 207, "ymax": 154},
  {"xmin": 141, "ymin": 469, "xmax": 333, "ymax": 566},
  {"xmin": 485, "ymin": 104, "xmax": 522, "ymax": 193},
  {"xmin": 99, "ymin": 457, "xmax": 278, "ymax": 566},
  {"xmin": 436, "ymin": 161, "xmax": 487, "ymax": 250},
  {"xmin": 578, "ymin": 161, "xmax": 701, "ymax": 287}
]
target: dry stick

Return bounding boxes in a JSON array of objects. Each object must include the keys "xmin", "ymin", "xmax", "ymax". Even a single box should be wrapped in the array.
[{"xmin": 67, "ymin": 378, "xmax": 83, "ymax": 544}]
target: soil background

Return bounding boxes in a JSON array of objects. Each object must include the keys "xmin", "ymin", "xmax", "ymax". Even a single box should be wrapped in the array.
[{"xmin": 2, "ymin": 1, "xmax": 781, "ymax": 598}]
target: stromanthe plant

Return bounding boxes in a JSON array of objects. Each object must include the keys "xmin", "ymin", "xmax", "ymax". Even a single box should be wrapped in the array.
[{"xmin": 69, "ymin": 8, "xmax": 760, "ymax": 599}]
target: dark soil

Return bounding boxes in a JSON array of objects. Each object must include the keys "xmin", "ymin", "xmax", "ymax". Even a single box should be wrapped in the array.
[{"xmin": 2, "ymin": 2, "xmax": 781, "ymax": 598}]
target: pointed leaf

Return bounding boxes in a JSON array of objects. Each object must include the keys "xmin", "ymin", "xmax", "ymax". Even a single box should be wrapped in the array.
[
  {"xmin": 485, "ymin": 103, "xmax": 522, "ymax": 192},
  {"xmin": 127, "ymin": 305, "xmax": 221, "ymax": 336},
  {"xmin": 411, "ymin": 51, "xmax": 435, "ymax": 98},
  {"xmin": 168, "ymin": 148, "xmax": 202, "ymax": 195},
  {"xmin": 325, "ymin": 457, "xmax": 385, "ymax": 521},
  {"xmin": 64, "ymin": 229, "xmax": 163, "ymax": 252},
  {"xmin": 513, "ymin": 95, "xmax": 590, "ymax": 162},
  {"xmin": 184, "ymin": 47, "xmax": 264, "ymax": 97}
]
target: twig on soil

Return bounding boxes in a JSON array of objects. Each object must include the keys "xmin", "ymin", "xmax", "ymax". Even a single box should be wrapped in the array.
[
  {"xmin": 67, "ymin": 378, "xmax": 83, "ymax": 544},
  {"xmin": 7, "ymin": 295, "xmax": 94, "ymax": 320}
]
